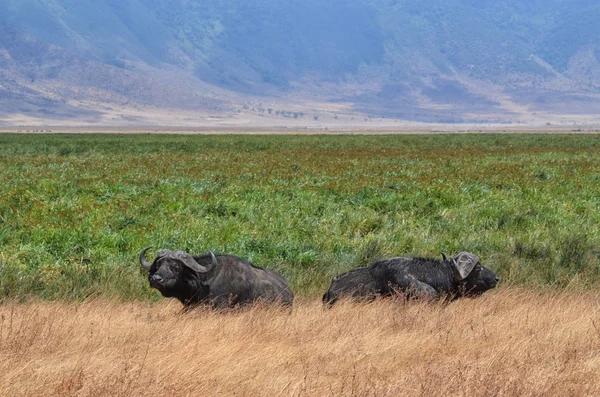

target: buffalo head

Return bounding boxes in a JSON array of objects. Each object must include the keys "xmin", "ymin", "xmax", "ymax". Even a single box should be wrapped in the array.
[
  {"xmin": 139, "ymin": 246, "xmax": 218, "ymax": 297},
  {"xmin": 459, "ymin": 264, "xmax": 500, "ymax": 296},
  {"xmin": 443, "ymin": 252, "xmax": 500, "ymax": 297}
]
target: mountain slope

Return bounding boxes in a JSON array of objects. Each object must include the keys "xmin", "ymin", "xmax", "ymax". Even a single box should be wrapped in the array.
[
  {"xmin": 1, "ymin": 0, "xmax": 600, "ymax": 126},
  {"xmin": 0, "ymin": 21, "xmax": 230, "ymax": 125}
]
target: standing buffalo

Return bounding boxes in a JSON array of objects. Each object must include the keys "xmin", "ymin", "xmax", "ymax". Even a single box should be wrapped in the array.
[
  {"xmin": 323, "ymin": 252, "xmax": 499, "ymax": 305},
  {"xmin": 140, "ymin": 247, "xmax": 294, "ymax": 308}
]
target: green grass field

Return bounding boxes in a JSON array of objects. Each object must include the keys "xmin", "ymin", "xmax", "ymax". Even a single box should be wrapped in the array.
[{"xmin": 1, "ymin": 133, "xmax": 599, "ymax": 301}]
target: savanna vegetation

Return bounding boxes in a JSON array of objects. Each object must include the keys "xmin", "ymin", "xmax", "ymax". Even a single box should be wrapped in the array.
[
  {"xmin": 1, "ymin": 133, "xmax": 599, "ymax": 301},
  {"xmin": 2, "ymin": 290, "xmax": 600, "ymax": 396}
]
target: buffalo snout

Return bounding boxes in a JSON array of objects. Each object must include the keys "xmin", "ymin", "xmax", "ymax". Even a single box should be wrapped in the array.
[{"xmin": 149, "ymin": 274, "xmax": 164, "ymax": 288}]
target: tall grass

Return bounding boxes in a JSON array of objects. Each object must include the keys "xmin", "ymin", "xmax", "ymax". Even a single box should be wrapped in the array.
[
  {"xmin": 1, "ymin": 290, "xmax": 600, "ymax": 396},
  {"xmin": 1, "ymin": 133, "xmax": 600, "ymax": 300}
]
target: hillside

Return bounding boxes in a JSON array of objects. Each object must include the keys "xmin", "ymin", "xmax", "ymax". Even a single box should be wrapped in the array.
[{"xmin": 1, "ymin": 0, "xmax": 600, "ymax": 126}]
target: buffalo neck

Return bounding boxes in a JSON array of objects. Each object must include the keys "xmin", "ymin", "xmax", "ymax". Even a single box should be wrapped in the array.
[{"xmin": 177, "ymin": 270, "xmax": 210, "ymax": 306}]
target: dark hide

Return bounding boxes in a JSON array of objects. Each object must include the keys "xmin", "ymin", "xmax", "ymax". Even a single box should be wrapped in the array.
[
  {"xmin": 323, "ymin": 252, "xmax": 499, "ymax": 305},
  {"xmin": 322, "ymin": 267, "xmax": 378, "ymax": 306},
  {"xmin": 141, "ymin": 248, "xmax": 294, "ymax": 308}
]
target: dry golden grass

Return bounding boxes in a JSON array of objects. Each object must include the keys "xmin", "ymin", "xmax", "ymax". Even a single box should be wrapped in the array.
[{"xmin": 2, "ymin": 289, "xmax": 600, "ymax": 396}]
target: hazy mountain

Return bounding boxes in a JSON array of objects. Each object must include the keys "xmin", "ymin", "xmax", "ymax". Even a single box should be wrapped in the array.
[{"xmin": 1, "ymin": 0, "xmax": 599, "ymax": 126}]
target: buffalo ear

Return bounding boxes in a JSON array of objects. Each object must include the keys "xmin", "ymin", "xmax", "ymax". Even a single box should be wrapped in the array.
[
  {"xmin": 452, "ymin": 252, "xmax": 479, "ymax": 280},
  {"xmin": 171, "ymin": 250, "xmax": 209, "ymax": 273}
]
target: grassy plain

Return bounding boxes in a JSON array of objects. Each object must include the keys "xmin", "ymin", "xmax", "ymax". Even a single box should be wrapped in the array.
[
  {"xmin": 2, "ymin": 133, "xmax": 600, "ymax": 396},
  {"xmin": 1, "ymin": 133, "xmax": 600, "ymax": 300},
  {"xmin": 1, "ymin": 290, "xmax": 600, "ymax": 396}
]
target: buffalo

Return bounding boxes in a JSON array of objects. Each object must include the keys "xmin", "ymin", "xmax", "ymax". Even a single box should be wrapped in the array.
[
  {"xmin": 323, "ymin": 252, "xmax": 499, "ymax": 305},
  {"xmin": 140, "ymin": 247, "xmax": 294, "ymax": 308}
]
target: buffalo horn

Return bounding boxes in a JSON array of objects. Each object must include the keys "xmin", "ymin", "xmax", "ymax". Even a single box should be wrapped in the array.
[
  {"xmin": 139, "ymin": 246, "xmax": 153, "ymax": 271},
  {"xmin": 208, "ymin": 250, "xmax": 218, "ymax": 269}
]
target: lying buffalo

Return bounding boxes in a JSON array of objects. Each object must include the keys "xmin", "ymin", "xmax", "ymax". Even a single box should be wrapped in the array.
[
  {"xmin": 140, "ymin": 247, "xmax": 294, "ymax": 308},
  {"xmin": 323, "ymin": 252, "xmax": 499, "ymax": 305}
]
